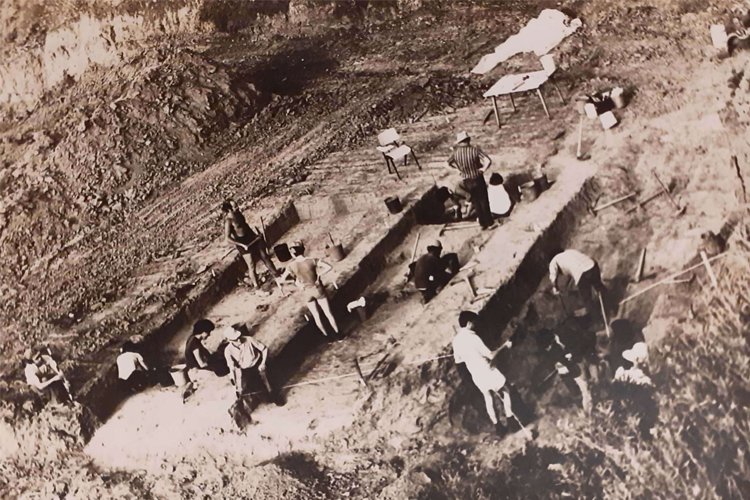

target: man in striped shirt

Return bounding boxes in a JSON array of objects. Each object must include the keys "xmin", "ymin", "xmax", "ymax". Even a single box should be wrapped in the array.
[{"xmin": 447, "ymin": 132, "xmax": 494, "ymax": 229}]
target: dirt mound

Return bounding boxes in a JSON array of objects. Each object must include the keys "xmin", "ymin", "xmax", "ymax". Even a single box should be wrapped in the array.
[{"xmin": 0, "ymin": 45, "xmax": 267, "ymax": 362}]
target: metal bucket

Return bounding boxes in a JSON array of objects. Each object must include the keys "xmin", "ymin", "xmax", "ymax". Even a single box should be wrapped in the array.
[
  {"xmin": 170, "ymin": 364, "xmax": 189, "ymax": 387},
  {"xmin": 384, "ymin": 196, "xmax": 402, "ymax": 214},
  {"xmin": 520, "ymin": 181, "xmax": 540, "ymax": 202},
  {"xmin": 330, "ymin": 243, "xmax": 346, "ymax": 262},
  {"xmin": 274, "ymin": 243, "xmax": 292, "ymax": 262}
]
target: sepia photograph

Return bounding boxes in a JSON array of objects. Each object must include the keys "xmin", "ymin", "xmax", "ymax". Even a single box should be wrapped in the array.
[{"xmin": 1, "ymin": 0, "xmax": 750, "ymax": 498}]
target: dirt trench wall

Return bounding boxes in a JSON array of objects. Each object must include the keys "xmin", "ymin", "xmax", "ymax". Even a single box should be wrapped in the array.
[
  {"xmin": 0, "ymin": 0, "xmax": 416, "ymax": 114},
  {"xmin": 479, "ymin": 176, "xmax": 601, "ymax": 342}
]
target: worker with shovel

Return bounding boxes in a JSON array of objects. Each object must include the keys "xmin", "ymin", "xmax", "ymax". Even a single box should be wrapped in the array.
[
  {"xmin": 452, "ymin": 311, "xmax": 527, "ymax": 435},
  {"xmin": 222, "ymin": 200, "xmax": 280, "ymax": 291},
  {"xmin": 23, "ymin": 347, "xmax": 72, "ymax": 407},
  {"xmin": 411, "ymin": 239, "xmax": 459, "ymax": 303},
  {"xmin": 223, "ymin": 326, "xmax": 281, "ymax": 406},
  {"xmin": 536, "ymin": 329, "xmax": 593, "ymax": 414},
  {"xmin": 549, "ymin": 248, "xmax": 607, "ymax": 317}
]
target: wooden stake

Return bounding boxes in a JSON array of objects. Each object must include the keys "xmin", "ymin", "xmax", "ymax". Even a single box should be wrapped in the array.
[
  {"xmin": 328, "ymin": 232, "xmax": 336, "ymax": 247},
  {"xmin": 598, "ymin": 291, "xmax": 610, "ymax": 337},
  {"xmin": 625, "ymin": 190, "xmax": 664, "ymax": 214},
  {"xmin": 260, "ymin": 216, "xmax": 267, "ymax": 242},
  {"xmin": 620, "ymin": 253, "xmax": 729, "ymax": 305},
  {"xmin": 651, "ymin": 169, "xmax": 684, "ymax": 214},
  {"xmin": 410, "ymin": 232, "xmax": 421, "ymax": 264},
  {"xmin": 700, "ymin": 251, "xmax": 718, "ymax": 288},
  {"xmin": 576, "ymin": 115, "xmax": 584, "ymax": 159},
  {"xmin": 592, "ymin": 192, "xmax": 638, "ymax": 212},
  {"xmin": 635, "ymin": 248, "xmax": 646, "ymax": 283},
  {"xmin": 353, "ymin": 357, "xmax": 371, "ymax": 391},
  {"xmin": 464, "ymin": 276, "xmax": 477, "ymax": 298}
]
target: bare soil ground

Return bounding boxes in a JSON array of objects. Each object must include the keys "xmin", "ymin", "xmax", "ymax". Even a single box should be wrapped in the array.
[{"xmin": 4, "ymin": 0, "xmax": 750, "ymax": 498}]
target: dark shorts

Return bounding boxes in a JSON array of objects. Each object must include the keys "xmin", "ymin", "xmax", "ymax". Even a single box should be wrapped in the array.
[
  {"xmin": 235, "ymin": 234, "xmax": 262, "ymax": 257},
  {"xmin": 302, "ymin": 283, "xmax": 327, "ymax": 303}
]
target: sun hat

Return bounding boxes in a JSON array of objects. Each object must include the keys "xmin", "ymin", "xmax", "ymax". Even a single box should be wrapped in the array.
[
  {"xmin": 223, "ymin": 326, "xmax": 241, "ymax": 341},
  {"xmin": 455, "ymin": 131, "xmax": 470, "ymax": 144},
  {"xmin": 622, "ymin": 342, "xmax": 648, "ymax": 364}
]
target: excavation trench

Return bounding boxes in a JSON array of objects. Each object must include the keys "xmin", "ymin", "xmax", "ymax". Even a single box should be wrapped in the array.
[{"xmin": 85, "ymin": 156, "xmax": 601, "ymax": 468}]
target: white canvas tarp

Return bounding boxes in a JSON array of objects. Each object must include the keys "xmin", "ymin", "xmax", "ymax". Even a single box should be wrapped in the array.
[{"xmin": 472, "ymin": 9, "xmax": 582, "ymax": 75}]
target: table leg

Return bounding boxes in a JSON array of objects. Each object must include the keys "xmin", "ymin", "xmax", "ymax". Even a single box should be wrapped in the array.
[
  {"xmin": 509, "ymin": 94, "xmax": 517, "ymax": 112},
  {"xmin": 537, "ymin": 88, "xmax": 551, "ymax": 120},
  {"xmin": 491, "ymin": 96, "xmax": 501, "ymax": 128}
]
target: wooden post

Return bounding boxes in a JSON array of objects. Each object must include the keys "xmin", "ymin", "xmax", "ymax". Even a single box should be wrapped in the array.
[
  {"xmin": 598, "ymin": 292, "xmax": 610, "ymax": 337},
  {"xmin": 491, "ymin": 96, "xmax": 501, "ymax": 128},
  {"xmin": 700, "ymin": 251, "xmax": 718, "ymax": 288},
  {"xmin": 537, "ymin": 88, "xmax": 551, "ymax": 119}
]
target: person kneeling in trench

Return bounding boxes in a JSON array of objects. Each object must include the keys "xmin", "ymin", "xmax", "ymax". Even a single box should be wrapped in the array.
[
  {"xmin": 276, "ymin": 241, "xmax": 340, "ymax": 338},
  {"xmin": 223, "ymin": 326, "xmax": 281, "ymax": 405},
  {"xmin": 117, "ymin": 341, "xmax": 152, "ymax": 394},
  {"xmin": 411, "ymin": 239, "xmax": 460, "ymax": 304},
  {"xmin": 452, "ymin": 311, "xmax": 515, "ymax": 432}
]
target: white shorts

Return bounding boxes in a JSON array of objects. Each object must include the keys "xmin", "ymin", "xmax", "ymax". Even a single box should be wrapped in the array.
[{"xmin": 467, "ymin": 362, "xmax": 506, "ymax": 393}]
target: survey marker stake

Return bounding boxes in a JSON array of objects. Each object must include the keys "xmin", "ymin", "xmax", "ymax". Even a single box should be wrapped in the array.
[
  {"xmin": 652, "ymin": 169, "xmax": 685, "ymax": 215},
  {"xmin": 700, "ymin": 251, "xmax": 718, "ymax": 288}
]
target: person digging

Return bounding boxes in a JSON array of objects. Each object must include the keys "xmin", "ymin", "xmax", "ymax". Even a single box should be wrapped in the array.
[
  {"xmin": 549, "ymin": 248, "xmax": 606, "ymax": 318},
  {"xmin": 185, "ymin": 319, "xmax": 226, "ymax": 376},
  {"xmin": 536, "ymin": 329, "xmax": 592, "ymax": 414},
  {"xmin": 223, "ymin": 326, "xmax": 281, "ymax": 406},
  {"xmin": 222, "ymin": 200, "xmax": 280, "ymax": 291},
  {"xmin": 117, "ymin": 341, "xmax": 152, "ymax": 394},
  {"xmin": 276, "ymin": 241, "xmax": 340, "ymax": 339},
  {"xmin": 23, "ymin": 347, "xmax": 72, "ymax": 407},
  {"xmin": 410, "ymin": 239, "xmax": 460, "ymax": 304},
  {"xmin": 452, "ymin": 311, "xmax": 525, "ymax": 435}
]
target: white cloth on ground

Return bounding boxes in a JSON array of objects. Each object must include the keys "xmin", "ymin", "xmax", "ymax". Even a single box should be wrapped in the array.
[
  {"xmin": 549, "ymin": 249, "xmax": 596, "ymax": 286},
  {"xmin": 117, "ymin": 352, "xmax": 147, "ymax": 380},
  {"xmin": 472, "ymin": 9, "xmax": 582, "ymax": 74},
  {"xmin": 452, "ymin": 327, "xmax": 506, "ymax": 393},
  {"xmin": 488, "ymin": 184, "xmax": 512, "ymax": 216}
]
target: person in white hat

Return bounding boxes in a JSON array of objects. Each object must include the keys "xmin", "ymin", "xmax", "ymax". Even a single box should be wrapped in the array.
[
  {"xmin": 409, "ymin": 238, "xmax": 460, "ymax": 303},
  {"xmin": 276, "ymin": 241, "xmax": 339, "ymax": 338},
  {"xmin": 223, "ymin": 326, "xmax": 277, "ymax": 403},
  {"xmin": 447, "ymin": 132, "xmax": 494, "ymax": 229},
  {"xmin": 614, "ymin": 342, "xmax": 652, "ymax": 386}
]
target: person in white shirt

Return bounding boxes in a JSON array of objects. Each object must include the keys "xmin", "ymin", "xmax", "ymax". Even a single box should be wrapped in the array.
[
  {"xmin": 488, "ymin": 173, "xmax": 513, "ymax": 218},
  {"xmin": 23, "ymin": 347, "xmax": 71, "ymax": 406},
  {"xmin": 117, "ymin": 341, "xmax": 150, "ymax": 393},
  {"xmin": 549, "ymin": 249, "xmax": 606, "ymax": 305},
  {"xmin": 452, "ymin": 311, "xmax": 514, "ymax": 429}
]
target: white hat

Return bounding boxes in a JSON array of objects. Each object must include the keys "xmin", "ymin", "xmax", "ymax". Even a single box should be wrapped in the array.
[
  {"xmin": 622, "ymin": 342, "xmax": 648, "ymax": 364},
  {"xmin": 455, "ymin": 131, "xmax": 470, "ymax": 144},
  {"xmin": 426, "ymin": 239, "xmax": 442, "ymax": 250},
  {"xmin": 223, "ymin": 326, "xmax": 241, "ymax": 341}
]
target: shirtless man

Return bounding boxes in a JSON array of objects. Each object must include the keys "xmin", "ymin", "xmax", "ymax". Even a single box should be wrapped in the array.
[
  {"xmin": 276, "ymin": 241, "xmax": 340, "ymax": 338},
  {"xmin": 222, "ymin": 200, "xmax": 280, "ymax": 289}
]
